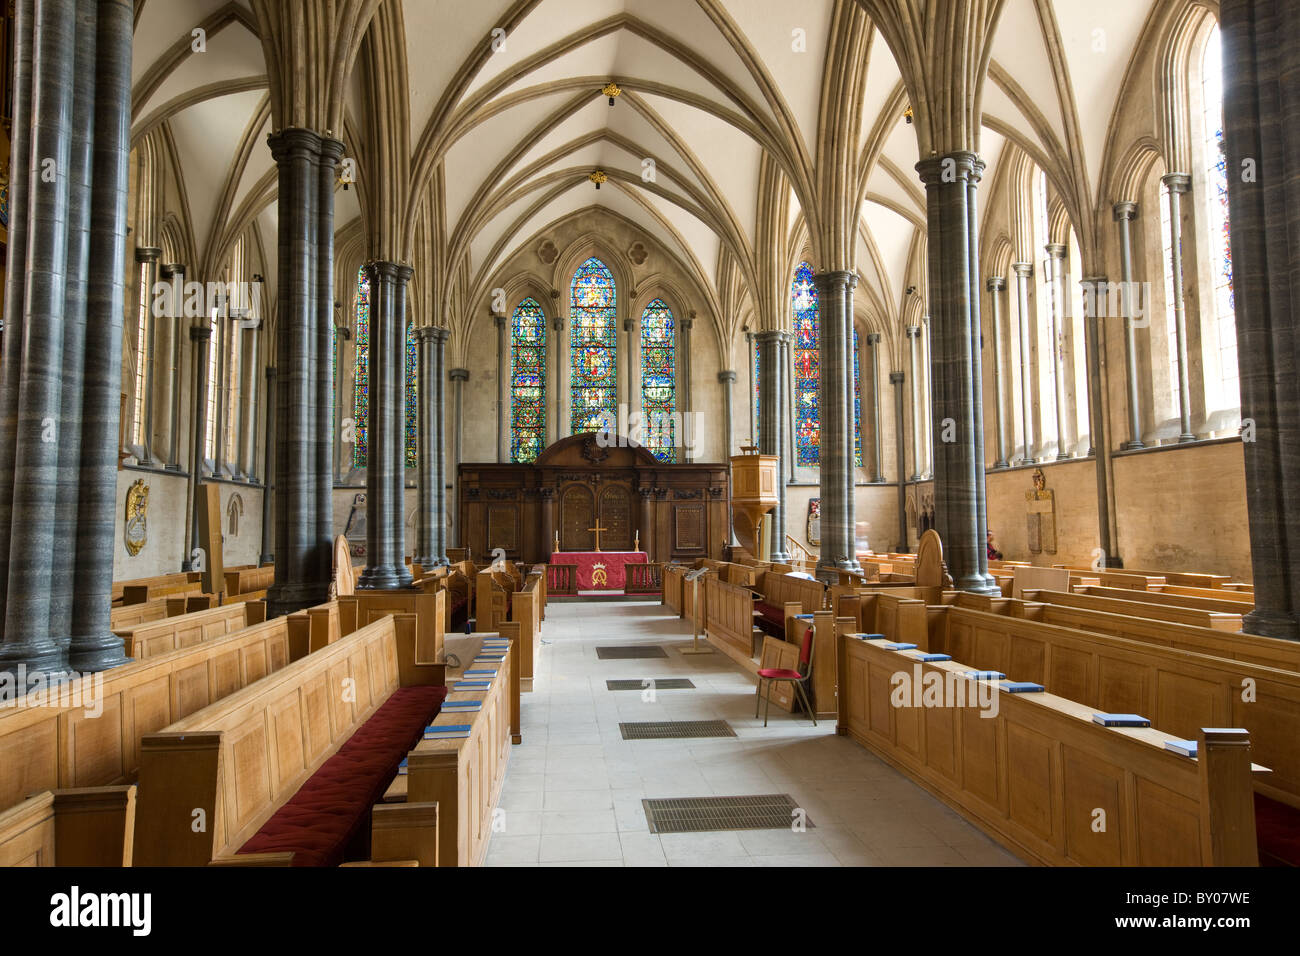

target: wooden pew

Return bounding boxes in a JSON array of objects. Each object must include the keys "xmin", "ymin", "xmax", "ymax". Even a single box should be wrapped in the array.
[
  {"xmin": 112, "ymin": 571, "xmax": 203, "ymax": 606},
  {"xmin": 1022, "ymin": 588, "xmax": 1244, "ymax": 632},
  {"xmin": 0, "ymin": 614, "xmax": 305, "ymax": 813},
  {"xmin": 113, "ymin": 600, "xmax": 269, "ymax": 660},
  {"xmin": 768, "ymin": 612, "xmax": 856, "ymax": 718},
  {"xmin": 132, "ymin": 613, "xmax": 445, "ymax": 867},
  {"xmin": 224, "ymin": 565, "xmax": 274, "ymax": 602},
  {"xmin": 752, "ymin": 571, "xmax": 827, "ymax": 638},
  {"xmin": 662, "ymin": 565, "xmax": 687, "ymax": 614},
  {"xmin": 1160, "ymin": 584, "xmax": 1256, "ymax": 604},
  {"xmin": 0, "ymin": 786, "xmax": 137, "ymax": 866},
  {"xmin": 392, "ymin": 628, "xmax": 519, "ymax": 867},
  {"xmin": 1077, "ymin": 585, "xmax": 1253, "ymax": 616},
  {"xmin": 920, "ymin": 605, "xmax": 1300, "ymax": 809},
  {"xmin": 354, "ymin": 584, "xmax": 446, "ymax": 669},
  {"xmin": 836, "ymin": 633, "xmax": 1261, "ymax": 865},
  {"xmin": 510, "ymin": 572, "xmax": 543, "ymax": 684},
  {"xmin": 109, "ymin": 596, "xmax": 191, "ymax": 631},
  {"xmin": 474, "ymin": 569, "xmax": 515, "ymax": 632},
  {"xmin": 703, "ymin": 576, "xmax": 758, "ymax": 666}
]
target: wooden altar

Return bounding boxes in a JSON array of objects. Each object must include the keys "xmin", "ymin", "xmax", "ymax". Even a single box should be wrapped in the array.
[{"xmin": 458, "ymin": 433, "xmax": 730, "ymax": 565}]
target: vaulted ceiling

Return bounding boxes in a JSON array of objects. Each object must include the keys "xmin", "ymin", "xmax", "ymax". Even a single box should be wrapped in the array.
[{"xmin": 131, "ymin": 0, "xmax": 1170, "ymax": 353}]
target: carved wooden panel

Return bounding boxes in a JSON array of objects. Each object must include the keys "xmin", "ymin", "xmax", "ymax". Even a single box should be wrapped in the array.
[
  {"xmin": 674, "ymin": 504, "xmax": 704, "ymax": 551},
  {"xmin": 561, "ymin": 485, "xmax": 595, "ymax": 551},
  {"xmin": 487, "ymin": 505, "xmax": 518, "ymax": 552},
  {"xmin": 599, "ymin": 484, "xmax": 632, "ymax": 551}
]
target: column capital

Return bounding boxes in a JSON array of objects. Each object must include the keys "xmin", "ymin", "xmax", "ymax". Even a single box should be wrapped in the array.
[
  {"xmin": 623, "ymin": 315, "xmax": 637, "ymax": 332},
  {"xmin": 366, "ymin": 259, "xmax": 414, "ymax": 283},
  {"xmin": 134, "ymin": 246, "xmax": 162, "ymax": 264},
  {"xmin": 986, "ymin": 275, "xmax": 1006, "ymax": 292},
  {"xmin": 493, "ymin": 313, "xmax": 507, "ymax": 330},
  {"xmin": 866, "ymin": 331, "xmax": 881, "ymax": 346},
  {"xmin": 265, "ymin": 365, "xmax": 277, "ymax": 381},
  {"xmin": 189, "ymin": 325, "xmax": 212, "ymax": 342},
  {"xmin": 1080, "ymin": 274, "xmax": 1108, "ymax": 286},
  {"xmin": 552, "ymin": 315, "xmax": 564, "ymax": 332},
  {"xmin": 680, "ymin": 316, "xmax": 694, "ymax": 331},
  {"xmin": 905, "ymin": 325, "xmax": 921, "ymax": 339},
  {"xmin": 1112, "ymin": 200, "xmax": 1138, "ymax": 221},
  {"xmin": 717, "ymin": 370, "xmax": 737, "ymax": 384},
  {"xmin": 416, "ymin": 324, "xmax": 450, "ymax": 344},
  {"xmin": 810, "ymin": 269, "xmax": 858, "ymax": 292},
  {"xmin": 1161, "ymin": 172, "xmax": 1192, "ymax": 193},
  {"xmin": 266, "ymin": 126, "xmax": 324, "ymax": 163},
  {"xmin": 914, "ymin": 150, "xmax": 982, "ymax": 186},
  {"xmin": 754, "ymin": 329, "xmax": 789, "ymax": 347},
  {"xmin": 1011, "ymin": 261, "xmax": 1034, "ymax": 278},
  {"xmin": 159, "ymin": 263, "xmax": 185, "ymax": 280},
  {"xmin": 1044, "ymin": 243, "xmax": 1067, "ymax": 259},
  {"xmin": 316, "ymin": 136, "xmax": 345, "ymax": 165},
  {"xmin": 449, "ymin": 367, "xmax": 470, "ymax": 382},
  {"xmin": 889, "ymin": 371, "xmax": 905, "ymax": 385}
]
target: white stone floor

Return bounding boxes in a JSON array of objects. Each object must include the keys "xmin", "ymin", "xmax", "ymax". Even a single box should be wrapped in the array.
[{"xmin": 481, "ymin": 598, "xmax": 1025, "ymax": 867}]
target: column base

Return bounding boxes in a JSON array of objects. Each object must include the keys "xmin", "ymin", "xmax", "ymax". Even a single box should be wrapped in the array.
[
  {"xmin": 68, "ymin": 633, "xmax": 134, "ymax": 673},
  {"xmin": 357, "ymin": 566, "xmax": 415, "ymax": 591},
  {"xmin": 0, "ymin": 642, "xmax": 72, "ymax": 692},
  {"xmin": 1120, "ymin": 440, "xmax": 1144, "ymax": 451},
  {"xmin": 1178, "ymin": 433, "xmax": 1197, "ymax": 443},
  {"xmin": 259, "ymin": 551, "xmax": 274, "ymax": 566},
  {"xmin": 992, "ymin": 459, "xmax": 1009, "ymax": 469},
  {"xmin": 1021, "ymin": 458, "xmax": 1037, "ymax": 466},
  {"xmin": 165, "ymin": 463, "xmax": 183, "ymax": 473},
  {"xmin": 870, "ymin": 474, "xmax": 885, "ymax": 484},
  {"xmin": 267, "ymin": 582, "xmax": 330, "ymax": 618},
  {"xmin": 1056, "ymin": 453, "xmax": 1071, "ymax": 461},
  {"xmin": 1242, "ymin": 609, "xmax": 1300, "ymax": 642}
]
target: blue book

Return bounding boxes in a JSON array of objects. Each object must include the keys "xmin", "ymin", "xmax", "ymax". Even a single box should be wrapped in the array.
[
  {"xmin": 442, "ymin": 704, "xmax": 481, "ymax": 713},
  {"xmin": 793, "ymin": 614, "xmax": 815, "ymax": 620},
  {"xmin": 454, "ymin": 680, "xmax": 491, "ymax": 689},
  {"xmin": 1164, "ymin": 739, "xmax": 1198, "ymax": 757},
  {"xmin": 397, "ymin": 758, "xmax": 408, "ymax": 775},
  {"xmin": 465, "ymin": 669, "xmax": 498, "ymax": 676},
  {"xmin": 911, "ymin": 653, "xmax": 951, "ymax": 662},
  {"xmin": 998, "ymin": 681, "xmax": 1045, "ymax": 693},
  {"xmin": 883, "ymin": 642, "xmax": 917, "ymax": 651},
  {"xmin": 424, "ymin": 724, "xmax": 473, "ymax": 738},
  {"xmin": 441, "ymin": 699, "xmax": 483, "ymax": 708},
  {"xmin": 474, "ymin": 655, "xmax": 506, "ymax": 662},
  {"xmin": 964, "ymin": 670, "xmax": 1006, "ymax": 680},
  {"xmin": 1093, "ymin": 713, "xmax": 1151, "ymax": 728}
]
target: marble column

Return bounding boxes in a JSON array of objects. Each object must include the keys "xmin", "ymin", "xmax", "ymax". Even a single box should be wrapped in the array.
[
  {"xmin": 1162, "ymin": 174, "xmax": 1196, "ymax": 441},
  {"xmin": 450, "ymin": 367, "xmax": 469, "ymax": 547},
  {"xmin": 916, "ymin": 152, "xmax": 996, "ymax": 594},
  {"xmin": 1012, "ymin": 262, "xmax": 1036, "ymax": 464},
  {"xmin": 906, "ymin": 325, "xmax": 923, "ymax": 480},
  {"xmin": 1219, "ymin": 0, "xmax": 1300, "ymax": 639},
  {"xmin": 164, "ymin": 264, "xmax": 186, "ymax": 471},
  {"xmin": 680, "ymin": 316, "xmax": 694, "ymax": 458},
  {"xmin": 746, "ymin": 330, "xmax": 756, "ymax": 445},
  {"xmin": 541, "ymin": 488, "xmax": 557, "ymax": 558},
  {"xmin": 315, "ymin": 138, "xmax": 343, "ymax": 581},
  {"xmin": 756, "ymin": 330, "xmax": 790, "ymax": 562},
  {"xmin": 1082, "ymin": 275, "xmax": 1116, "ymax": 566},
  {"xmin": 554, "ymin": 317, "xmax": 569, "ymax": 440},
  {"xmin": 866, "ymin": 333, "xmax": 884, "ymax": 483},
  {"xmin": 1113, "ymin": 201, "xmax": 1145, "ymax": 449},
  {"xmin": 0, "ymin": 0, "xmax": 75, "ymax": 677},
  {"xmin": 891, "ymin": 371, "xmax": 908, "ymax": 552},
  {"xmin": 1045, "ymin": 244, "xmax": 1071, "ymax": 458},
  {"xmin": 813, "ymin": 270, "xmax": 859, "ymax": 578},
  {"xmin": 259, "ymin": 366, "xmax": 276, "ymax": 565},
  {"xmin": 183, "ymin": 323, "xmax": 211, "ymax": 573},
  {"xmin": 495, "ymin": 314, "xmax": 507, "ymax": 462},
  {"xmin": 358, "ymin": 261, "xmax": 414, "ymax": 590},
  {"xmin": 625, "ymin": 313, "xmax": 640, "ymax": 443},
  {"xmin": 135, "ymin": 246, "xmax": 161, "ymax": 465},
  {"xmin": 333, "ymin": 324, "xmax": 350, "ymax": 482},
  {"xmin": 266, "ymin": 127, "xmax": 325, "ymax": 615},
  {"xmin": 987, "ymin": 277, "xmax": 1009, "ymax": 467},
  {"xmin": 416, "ymin": 326, "xmax": 450, "ymax": 566},
  {"xmin": 718, "ymin": 370, "xmax": 738, "ymax": 546},
  {"xmin": 68, "ymin": 0, "xmax": 134, "ymax": 671},
  {"xmin": 212, "ymin": 298, "xmax": 229, "ymax": 477},
  {"xmin": 238, "ymin": 323, "xmax": 258, "ymax": 480}
]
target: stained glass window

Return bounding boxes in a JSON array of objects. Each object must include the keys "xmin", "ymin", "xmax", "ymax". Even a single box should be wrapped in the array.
[
  {"xmin": 1202, "ymin": 23, "xmax": 1237, "ymax": 408},
  {"xmin": 792, "ymin": 261, "xmax": 820, "ymax": 465},
  {"xmin": 510, "ymin": 297, "xmax": 547, "ymax": 463},
  {"xmin": 352, "ymin": 267, "xmax": 370, "ymax": 467},
  {"xmin": 569, "ymin": 257, "xmax": 617, "ymax": 433},
  {"xmin": 853, "ymin": 326, "xmax": 862, "ymax": 467},
  {"xmin": 405, "ymin": 322, "xmax": 417, "ymax": 469},
  {"xmin": 753, "ymin": 340, "xmax": 761, "ymax": 444},
  {"xmin": 640, "ymin": 298, "xmax": 676, "ymax": 462}
]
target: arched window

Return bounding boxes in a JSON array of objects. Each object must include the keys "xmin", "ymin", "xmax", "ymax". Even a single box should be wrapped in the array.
[
  {"xmin": 510, "ymin": 297, "xmax": 547, "ymax": 463},
  {"xmin": 569, "ymin": 256, "xmax": 618, "ymax": 433},
  {"xmin": 853, "ymin": 326, "xmax": 862, "ymax": 467},
  {"xmin": 1201, "ymin": 23, "xmax": 1237, "ymax": 410},
  {"xmin": 792, "ymin": 261, "xmax": 820, "ymax": 465},
  {"xmin": 1034, "ymin": 170, "xmax": 1059, "ymax": 456},
  {"xmin": 640, "ymin": 298, "xmax": 676, "ymax": 462},
  {"xmin": 350, "ymin": 267, "xmax": 419, "ymax": 468}
]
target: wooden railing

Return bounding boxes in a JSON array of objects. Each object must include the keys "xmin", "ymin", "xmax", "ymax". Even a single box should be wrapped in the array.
[
  {"xmin": 627, "ymin": 562, "xmax": 663, "ymax": 593},
  {"xmin": 547, "ymin": 564, "xmax": 578, "ymax": 595}
]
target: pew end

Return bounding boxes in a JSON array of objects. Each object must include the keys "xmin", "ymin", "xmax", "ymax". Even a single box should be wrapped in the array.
[
  {"xmin": 370, "ymin": 801, "xmax": 440, "ymax": 868},
  {"xmin": 0, "ymin": 785, "xmax": 138, "ymax": 867}
]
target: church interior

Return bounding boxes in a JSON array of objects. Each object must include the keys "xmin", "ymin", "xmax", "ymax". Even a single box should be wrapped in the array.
[{"xmin": 0, "ymin": 0, "xmax": 1298, "ymax": 889}]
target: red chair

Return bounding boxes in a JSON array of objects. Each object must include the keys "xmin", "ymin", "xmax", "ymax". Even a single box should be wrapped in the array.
[{"xmin": 754, "ymin": 623, "xmax": 817, "ymax": 727}]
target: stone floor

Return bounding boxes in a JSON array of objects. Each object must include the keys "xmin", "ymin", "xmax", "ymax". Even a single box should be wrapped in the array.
[{"xmin": 481, "ymin": 598, "xmax": 1024, "ymax": 867}]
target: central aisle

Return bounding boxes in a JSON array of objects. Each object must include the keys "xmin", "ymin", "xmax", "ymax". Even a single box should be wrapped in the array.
[{"xmin": 484, "ymin": 599, "xmax": 1022, "ymax": 867}]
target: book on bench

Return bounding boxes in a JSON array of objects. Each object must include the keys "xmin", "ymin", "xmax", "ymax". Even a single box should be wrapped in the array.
[
  {"xmin": 1164, "ymin": 739, "xmax": 1198, "ymax": 757},
  {"xmin": 424, "ymin": 724, "xmax": 473, "ymax": 740},
  {"xmin": 454, "ymin": 680, "xmax": 492, "ymax": 689},
  {"xmin": 464, "ymin": 669, "xmax": 498, "ymax": 676},
  {"xmin": 1092, "ymin": 713, "xmax": 1151, "ymax": 727},
  {"xmin": 474, "ymin": 655, "xmax": 506, "ymax": 662},
  {"xmin": 963, "ymin": 670, "xmax": 1006, "ymax": 680},
  {"xmin": 882, "ymin": 642, "xmax": 917, "ymax": 651},
  {"xmin": 441, "ymin": 700, "xmax": 482, "ymax": 711},
  {"xmin": 397, "ymin": 758, "xmax": 409, "ymax": 775},
  {"xmin": 998, "ymin": 681, "xmax": 1045, "ymax": 693},
  {"xmin": 907, "ymin": 652, "xmax": 951, "ymax": 662}
]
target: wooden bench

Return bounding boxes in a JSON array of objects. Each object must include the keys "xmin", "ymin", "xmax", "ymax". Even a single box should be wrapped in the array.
[
  {"xmin": 474, "ymin": 569, "xmax": 516, "ymax": 632},
  {"xmin": 662, "ymin": 565, "xmax": 687, "ymax": 614},
  {"xmin": 113, "ymin": 571, "xmax": 204, "ymax": 606},
  {"xmin": 109, "ymin": 596, "xmax": 193, "ymax": 631},
  {"xmin": 113, "ymin": 600, "xmax": 269, "ymax": 660},
  {"xmin": 132, "ymin": 613, "xmax": 447, "ymax": 867},
  {"xmin": 354, "ymin": 584, "xmax": 446, "ymax": 670},
  {"xmin": 511, "ymin": 571, "xmax": 543, "ymax": 684},
  {"xmin": 386, "ymin": 626, "xmax": 520, "ymax": 866},
  {"xmin": 1077, "ymin": 585, "xmax": 1254, "ymax": 616},
  {"xmin": 752, "ymin": 571, "xmax": 826, "ymax": 638},
  {"xmin": 763, "ymin": 612, "xmax": 855, "ymax": 717},
  {"xmin": 703, "ymin": 576, "xmax": 758, "ymax": 665},
  {"xmin": 1160, "ymin": 584, "xmax": 1256, "ymax": 604},
  {"xmin": 224, "ymin": 565, "xmax": 274, "ymax": 601},
  {"xmin": 1023, "ymin": 588, "xmax": 1243, "ymax": 632},
  {"xmin": 921, "ymin": 605, "xmax": 1300, "ymax": 809},
  {"xmin": 0, "ymin": 615, "xmax": 301, "ymax": 813},
  {"xmin": 0, "ymin": 786, "xmax": 137, "ymax": 866},
  {"xmin": 836, "ymin": 633, "xmax": 1261, "ymax": 865}
]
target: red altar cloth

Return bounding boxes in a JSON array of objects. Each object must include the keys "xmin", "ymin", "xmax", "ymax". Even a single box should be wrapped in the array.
[{"xmin": 551, "ymin": 551, "xmax": 648, "ymax": 591}]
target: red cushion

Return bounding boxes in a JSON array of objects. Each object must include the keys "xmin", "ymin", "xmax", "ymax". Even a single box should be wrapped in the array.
[
  {"xmin": 758, "ymin": 668, "xmax": 802, "ymax": 681},
  {"xmin": 238, "ymin": 684, "xmax": 447, "ymax": 867},
  {"xmin": 754, "ymin": 601, "xmax": 784, "ymax": 624}
]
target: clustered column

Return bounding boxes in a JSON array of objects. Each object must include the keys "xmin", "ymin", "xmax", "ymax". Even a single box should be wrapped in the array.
[
  {"xmin": 756, "ymin": 329, "xmax": 791, "ymax": 562},
  {"xmin": 1161, "ymin": 174, "xmax": 1196, "ymax": 441},
  {"xmin": 813, "ymin": 270, "xmax": 859, "ymax": 578},
  {"xmin": 449, "ymin": 367, "xmax": 469, "ymax": 547},
  {"xmin": 358, "ymin": 262, "xmax": 415, "ymax": 590},
  {"xmin": 0, "ymin": 0, "xmax": 136, "ymax": 680},
  {"xmin": 890, "ymin": 371, "xmax": 908, "ymax": 551},
  {"xmin": 718, "ymin": 369, "xmax": 738, "ymax": 546},
  {"xmin": 916, "ymin": 152, "xmax": 996, "ymax": 594},
  {"xmin": 416, "ymin": 326, "xmax": 450, "ymax": 567},
  {"xmin": 1113, "ymin": 201, "xmax": 1145, "ymax": 450},
  {"xmin": 866, "ymin": 332, "xmax": 884, "ymax": 483},
  {"xmin": 1012, "ymin": 261, "xmax": 1036, "ymax": 464},
  {"xmin": 1044, "ymin": 243, "xmax": 1071, "ymax": 458},
  {"xmin": 986, "ymin": 276, "xmax": 1009, "ymax": 468},
  {"xmin": 906, "ymin": 325, "xmax": 923, "ymax": 480}
]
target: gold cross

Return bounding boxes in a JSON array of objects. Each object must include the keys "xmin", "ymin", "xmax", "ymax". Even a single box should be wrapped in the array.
[{"xmin": 587, "ymin": 519, "xmax": 608, "ymax": 552}]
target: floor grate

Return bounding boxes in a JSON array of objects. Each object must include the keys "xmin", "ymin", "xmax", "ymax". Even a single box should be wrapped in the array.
[
  {"xmin": 606, "ymin": 678, "xmax": 696, "ymax": 691},
  {"xmin": 620, "ymin": 719, "xmax": 735, "ymax": 740},
  {"xmin": 642, "ymin": 794, "xmax": 813, "ymax": 834},
  {"xmin": 596, "ymin": 645, "xmax": 668, "ymax": 660}
]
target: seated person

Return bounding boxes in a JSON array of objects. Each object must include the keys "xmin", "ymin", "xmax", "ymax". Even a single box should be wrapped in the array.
[{"xmin": 987, "ymin": 529, "xmax": 1003, "ymax": 561}]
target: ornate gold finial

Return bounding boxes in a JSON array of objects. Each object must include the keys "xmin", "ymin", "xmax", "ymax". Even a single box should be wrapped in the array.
[
  {"xmin": 903, "ymin": 104, "xmax": 914, "ymax": 125},
  {"xmin": 588, "ymin": 169, "xmax": 608, "ymax": 190},
  {"xmin": 602, "ymin": 82, "xmax": 622, "ymax": 106}
]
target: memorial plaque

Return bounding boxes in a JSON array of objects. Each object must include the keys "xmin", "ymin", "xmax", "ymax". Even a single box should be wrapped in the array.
[
  {"xmin": 561, "ymin": 484, "xmax": 595, "ymax": 551},
  {"xmin": 675, "ymin": 504, "xmax": 704, "ymax": 551},
  {"xmin": 600, "ymin": 484, "xmax": 632, "ymax": 551},
  {"xmin": 487, "ymin": 504, "xmax": 518, "ymax": 552}
]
